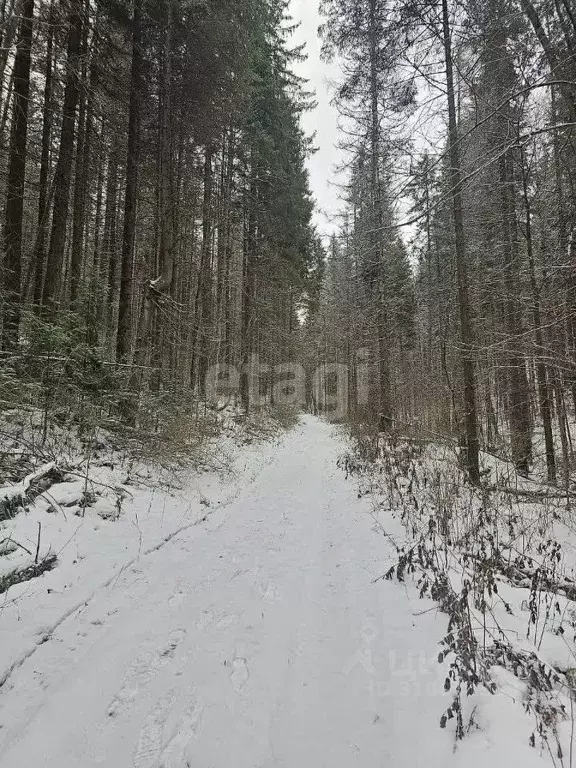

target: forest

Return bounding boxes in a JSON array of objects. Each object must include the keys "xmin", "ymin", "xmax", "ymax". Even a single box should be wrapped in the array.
[
  {"xmin": 317, "ymin": 0, "xmax": 576, "ymax": 489},
  {"xmin": 0, "ymin": 0, "xmax": 320, "ymax": 443},
  {"xmin": 1, "ymin": 1, "xmax": 576, "ymax": 762},
  {"xmin": 0, "ymin": 0, "xmax": 574, "ymax": 489}
]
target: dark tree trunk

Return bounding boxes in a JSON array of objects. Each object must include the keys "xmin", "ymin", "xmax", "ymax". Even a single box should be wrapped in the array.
[
  {"xmin": 153, "ymin": 0, "xmax": 174, "ymax": 295},
  {"xmin": 195, "ymin": 145, "xmax": 214, "ymax": 396},
  {"xmin": 441, "ymin": 0, "xmax": 481, "ymax": 483},
  {"xmin": 42, "ymin": 0, "xmax": 83, "ymax": 312},
  {"xmin": 32, "ymin": 0, "xmax": 54, "ymax": 307},
  {"xmin": 117, "ymin": 0, "xmax": 142, "ymax": 362},
  {"xmin": 0, "ymin": 0, "xmax": 22, "ymax": 119},
  {"xmin": 521, "ymin": 153, "xmax": 556, "ymax": 483},
  {"xmin": 2, "ymin": 0, "xmax": 34, "ymax": 349},
  {"xmin": 368, "ymin": 0, "xmax": 391, "ymax": 431},
  {"xmin": 240, "ymin": 156, "xmax": 257, "ymax": 411},
  {"xmin": 102, "ymin": 146, "xmax": 119, "ymax": 341},
  {"xmin": 499, "ymin": 151, "xmax": 533, "ymax": 474},
  {"xmin": 69, "ymin": 1, "xmax": 90, "ymax": 307}
]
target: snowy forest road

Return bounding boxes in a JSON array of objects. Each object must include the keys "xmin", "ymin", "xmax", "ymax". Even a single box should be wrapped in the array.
[{"xmin": 0, "ymin": 417, "xmax": 461, "ymax": 767}]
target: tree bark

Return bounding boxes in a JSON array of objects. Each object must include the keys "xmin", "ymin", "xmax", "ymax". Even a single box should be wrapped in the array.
[
  {"xmin": 193, "ymin": 145, "xmax": 214, "ymax": 396},
  {"xmin": 0, "ymin": 0, "xmax": 23, "ymax": 117},
  {"xmin": 368, "ymin": 0, "xmax": 392, "ymax": 431},
  {"xmin": 441, "ymin": 0, "xmax": 481, "ymax": 483},
  {"xmin": 2, "ymin": 0, "xmax": 34, "ymax": 349},
  {"xmin": 240, "ymin": 153, "xmax": 257, "ymax": 411},
  {"xmin": 69, "ymin": 0, "xmax": 90, "ymax": 307},
  {"xmin": 32, "ymin": 0, "xmax": 54, "ymax": 307},
  {"xmin": 152, "ymin": 0, "xmax": 174, "ymax": 295},
  {"xmin": 499, "ymin": 150, "xmax": 533, "ymax": 474},
  {"xmin": 521, "ymin": 151, "xmax": 556, "ymax": 483},
  {"xmin": 42, "ymin": 0, "xmax": 83, "ymax": 312},
  {"xmin": 520, "ymin": 0, "xmax": 576, "ymax": 121},
  {"xmin": 117, "ymin": 0, "xmax": 142, "ymax": 362}
]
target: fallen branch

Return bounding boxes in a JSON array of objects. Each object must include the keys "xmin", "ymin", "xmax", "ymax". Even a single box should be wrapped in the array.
[{"xmin": 488, "ymin": 484, "xmax": 571, "ymax": 501}]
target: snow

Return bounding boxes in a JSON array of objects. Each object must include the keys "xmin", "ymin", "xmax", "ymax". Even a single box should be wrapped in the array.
[
  {"xmin": 0, "ymin": 416, "xmax": 559, "ymax": 766},
  {"xmin": 0, "ymin": 462, "xmax": 56, "ymax": 502}
]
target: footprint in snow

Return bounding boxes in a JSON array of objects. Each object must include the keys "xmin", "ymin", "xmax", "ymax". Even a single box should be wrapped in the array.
[
  {"xmin": 158, "ymin": 689, "xmax": 204, "ymax": 767},
  {"xmin": 160, "ymin": 628, "xmax": 186, "ymax": 658},
  {"xmin": 196, "ymin": 610, "xmax": 214, "ymax": 630},
  {"xmin": 168, "ymin": 586, "xmax": 188, "ymax": 609},
  {"xmin": 132, "ymin": 689, "xmax": 177, "ymax": 768},
  {"xmin": 262, "ymin": 581, "xmax": 277, "ymax": 603},
  {"xmin": 107, "ymin": 629, "xmax": 186, "ymax": 719},
  {"xmin": 216, "ymin": 613, "xmax": 237, "ymax": 629},
  {"xmin": 230, "ymin": 657, "xmax": 249, "ymax": 691}
]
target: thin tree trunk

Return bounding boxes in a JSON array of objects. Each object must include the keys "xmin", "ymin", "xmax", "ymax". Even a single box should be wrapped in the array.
[
  {"xmin": 368, "ymin": 0, "xmax": 391, "ymax": 431},
  {"xmin": 42, "ymin": 0, "xmax": 83, "ymax": 312},
  {"xmin": 240, "ymin": 154, "xmax": 257, "ymax": 411},
  {"xmin": 441, "ymin": 0, "xmax": 481, "ymax": 483},
  {"xmin": 499, "ymin": 151, "xmax": 533, "ymax": 473},
  {"xmin": 0, "ymin": 0, "xmax": 22, "ymax": 114},
  {"xmin": 2, "ymin": 0, "xmax": 34, "ymax": 349},
  {"xmin": 152, "ymin": 0, "xmax": 174, "ymax": 295},
  {"xmin": 0, "ymin": 64, "xmax": 14, "ymax": 138},
  {"xmin": 102, "ymin": 146, "xmax": 119, "ymax": 342},
  {"xmin": 194, "ymin": 145, "xmax": 214, "ymax": 396},
  {"xmin": 32, "ymin": 0, "xmax": 54, "ymax": 307},
  {"xmin": 117, "ymin": 0, "xmax": 142, "ymax": 362},
  {"xmin": 87, "ymin": 129, "xmax": 104, "ymax": 340},
  {"xmin": 69, "ymin": 0, "xmax": 90, "ymax": 307},
  {"xmin": 520, "ymin": 0, "xmax": 576, "ymax": 121},
  {"xmin": 521, "ymin": 150, "xmax": 556, "ymax": 482}
]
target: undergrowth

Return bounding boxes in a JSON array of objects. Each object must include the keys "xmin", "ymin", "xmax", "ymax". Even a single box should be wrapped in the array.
[
  {"xmin": 0, "ymin": 312, "xmax": 299, "ymax": 596},
  {"xmin": 340, "ymin": 428, "xmax": 576, "ymax": 763}
]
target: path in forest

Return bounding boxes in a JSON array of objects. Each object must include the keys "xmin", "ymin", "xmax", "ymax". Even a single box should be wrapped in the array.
[{"xmin": 0, "ymin": 417, "xmax": 523, "ymax": 767}]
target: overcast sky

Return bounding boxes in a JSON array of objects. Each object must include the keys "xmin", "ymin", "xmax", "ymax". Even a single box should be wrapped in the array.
[{"xmin": 289, "ymin": 0, "xmax": 343, "ymax": 237}]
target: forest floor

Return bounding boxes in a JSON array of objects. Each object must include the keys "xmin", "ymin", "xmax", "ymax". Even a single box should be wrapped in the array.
[{"xmin": 0, "ymin": 416, "xmax": 556, "ymax": 767}]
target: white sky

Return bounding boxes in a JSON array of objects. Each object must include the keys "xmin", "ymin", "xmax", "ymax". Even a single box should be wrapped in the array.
[
  {"xmin": 288, "ymin": 0, "xmax": 427, "ymax": 248},
  {"xmin": 289, "ymin": 0, "xmax": 343, "ymax": 238}
]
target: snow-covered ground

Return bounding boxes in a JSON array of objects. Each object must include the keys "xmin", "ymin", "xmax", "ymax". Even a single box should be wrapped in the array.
[{"xmin": 0, "ymin": 417, "xmax": 554, "ymax": 766}]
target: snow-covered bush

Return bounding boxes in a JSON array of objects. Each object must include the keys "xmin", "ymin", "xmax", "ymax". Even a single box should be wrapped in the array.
[{"xmin": 341, "ymin": 429, "xmax": 576, "ymax": 759}]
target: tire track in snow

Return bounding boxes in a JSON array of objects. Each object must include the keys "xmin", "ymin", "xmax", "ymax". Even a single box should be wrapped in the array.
[{"xmin": 0, "ymin": 518, "xmax": 213, "ymax": 695}]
